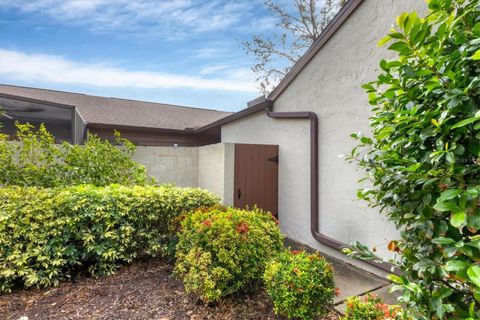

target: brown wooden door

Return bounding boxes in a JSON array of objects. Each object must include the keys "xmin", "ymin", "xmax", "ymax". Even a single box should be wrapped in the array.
[{"xmin": 234, "ymin": 144, "xmax": 279, "ymax": 217}]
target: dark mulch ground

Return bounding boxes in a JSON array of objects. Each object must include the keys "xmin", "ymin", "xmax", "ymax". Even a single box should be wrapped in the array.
[{"xmin": 0, "ymin": 259, "xmax": 339, "ymax": 320}]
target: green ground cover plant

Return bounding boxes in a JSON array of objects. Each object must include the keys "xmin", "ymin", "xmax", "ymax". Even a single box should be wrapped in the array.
[
  {"xmin": 0, "ymin": 123, "xmax": 152, "ymax": 187},
  {"xmin": 0, "ymin": 184, "xmax": 218, "ymax": 293},
  {"xmin": 347, "ymin": 0, "xmax": 480, "ymax": 318},
  {"xmin": 263, "ymin": 250, "xmax": 335, "ymax": 320},
  {"xmin": 174, "ymin": 206, "xmax": 284, "ymax": 303}
]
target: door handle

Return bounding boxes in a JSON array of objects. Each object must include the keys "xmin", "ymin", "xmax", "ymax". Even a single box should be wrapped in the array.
[
  {"xmin": 237, "ymin": 188, "xmax": 242, "ymax": 199},
  {"xmin": 268, "ymin": 155, "xmax": 279, "ymax": 164}
]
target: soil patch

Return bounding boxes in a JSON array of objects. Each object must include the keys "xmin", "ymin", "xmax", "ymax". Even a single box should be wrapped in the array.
[{"xmin": 0, "ymin": 259, "xmax": 339, "ymax": 320}]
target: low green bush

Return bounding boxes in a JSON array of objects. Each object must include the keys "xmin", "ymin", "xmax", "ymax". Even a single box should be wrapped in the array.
[
  {"xmin": 0, "ymin": 123, "xmax": 153, "ymax": 187},
  {"xmin": 341, "ymin": 294, "xmax": 405, "ymax": 320},
  {"xmin": 174, "ymin": 206, "xmax": 284, "ymax": 303},
  {"xmin": 0, "ymin": 184, "xmax": 219, "ymax": 293},
  {"xmin": 263, "ymin": 250, "xmax": 335, "ymax": 320}
]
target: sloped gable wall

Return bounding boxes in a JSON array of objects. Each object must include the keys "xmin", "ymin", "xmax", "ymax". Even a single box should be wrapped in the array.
[{"xmin": 221, "ymin": 0, "xmax": 426, "ymax": 274}]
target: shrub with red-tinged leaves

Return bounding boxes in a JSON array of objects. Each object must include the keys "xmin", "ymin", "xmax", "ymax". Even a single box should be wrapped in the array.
[
  {"xmin": 174, "ymin": 206, "xmax": 283, "ymax": 303},
  {"xmin": 263, "ymin": 250, "xmax": 335, "ymax": 320},
  {"xmin": 342, "ymin": 294, "xmax": 406, "ymax": 320}
]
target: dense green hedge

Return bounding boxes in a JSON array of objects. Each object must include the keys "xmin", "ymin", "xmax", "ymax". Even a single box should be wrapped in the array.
[
  {"xmin": 174, "ymin": 206, "xmax": 284, "ymax": 303},
  {"xmin": 0, "ymin": 184, "xmax": 219, "ymax": 293}
]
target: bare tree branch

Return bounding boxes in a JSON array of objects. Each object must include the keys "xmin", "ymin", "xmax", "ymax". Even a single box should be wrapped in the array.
[{"xmin": 243, "ymin": 0, "xmax": 346, "ymax": 94}]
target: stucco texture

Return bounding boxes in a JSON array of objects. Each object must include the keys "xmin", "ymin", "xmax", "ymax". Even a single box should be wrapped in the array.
[
  {"xmin": 221, "ymin": 0, "xmax": 426, "ymax": 273},
  {"xmin": 198, "ymin": 143, "xmax": 235, "ymax": 205}
]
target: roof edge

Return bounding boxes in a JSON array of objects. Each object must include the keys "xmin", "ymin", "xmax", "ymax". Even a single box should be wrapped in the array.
[
  {"xmin": 267, "ymin": 0, "xmax": 364, "ymax": 101},
  {"xmin": 0, "ymin": 83, "xmax": 232, "ymax": 114},
  {"xmin": 86, "ymin": 123, "xmax": 196, "ymax": 134},
  {"xmin": 0, "ymin": 92, "xmax": 76, "ymax": 110},
  {"xmin": 194, "ymin": 96, "xmax": 273, "ymax": 133}
]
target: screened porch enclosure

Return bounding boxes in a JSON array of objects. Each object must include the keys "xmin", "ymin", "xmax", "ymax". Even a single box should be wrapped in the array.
[{"xmin": 0, "ymin": 96, "xmax": 81, "ymax": 143}]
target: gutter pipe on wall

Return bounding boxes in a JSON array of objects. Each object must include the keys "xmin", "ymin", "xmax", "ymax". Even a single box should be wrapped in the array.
[{"xmin": 264, "ymin": 102, "xmax": 394, "ymax": 273}]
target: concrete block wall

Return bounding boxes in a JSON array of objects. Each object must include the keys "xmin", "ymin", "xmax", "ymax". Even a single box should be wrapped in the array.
[
  {"xmin": 133, "ymin": 143, "xmax": 235, "ymax": 205},
  {"xmin": 132, "ymin": 146, "xmax": 199, "ymax": 187}
]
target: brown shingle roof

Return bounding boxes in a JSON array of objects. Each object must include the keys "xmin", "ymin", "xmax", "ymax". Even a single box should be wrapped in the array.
[{"xmin": 0, "ymin": 84, "xmax": 232, "ymax": 131}]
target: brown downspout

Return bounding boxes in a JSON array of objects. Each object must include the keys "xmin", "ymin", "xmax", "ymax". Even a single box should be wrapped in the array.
[{"xmin": 265, "ymin": 104, "xmax": 394, "ymax": 273}]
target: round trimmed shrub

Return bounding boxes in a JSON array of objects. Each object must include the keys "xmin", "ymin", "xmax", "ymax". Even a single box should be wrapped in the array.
[
  {"xmin": 341, "ymin": 294, "xmax": 405, "ymax": 320},
  {"xmin": 263, "ymin": 250, "xmax": 335, "ymax": 320},
  {"xmin": 174, "ymin": 206, "xmax": 284, "ymax": 303}
]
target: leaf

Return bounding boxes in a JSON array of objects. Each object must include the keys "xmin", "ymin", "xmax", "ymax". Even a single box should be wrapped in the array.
[
  {"xmin": 467, "ymin": 214, "xmax": 480, "ymax": 230},
  {"xmin": 472, "ymin": 49, "xmax": 480, "ymax": 61},
  {"xmin": 433, "ymin": 201, "xmax": 460, "ymax": 212},
  {"xmin": 444, "ymin": 260, "xmax": 468, "ymax": 272},
  {"xmin": 432, "ymin": 237, "xmax": 456, "ymax": 245},
  {"xmin": 388, "ymin": 41, "xmax": 411, "ymax": 54},
  {"xmin": 468, "ymin": 266, "xmax": 480, "ymax": 288},
  {"xmin": 389, "ymin": 32, "xmax": 405, "ymax": 39},
  {"xmin": 423, "ymin": 193, "xmax": 432, "ymax": 204},
  {"xmin": 378, "ymin": 35, "xmax": 392, "ymax": 47},
  {"xmin": 396, "ymin": 12, "xmax": 409, "ymax": 29},
  {"xmin": 446, "ymin": 152, "xmax": 455, "ymax": 164},
  {"xmin": 387, "ymin": 274, "xmax": 403, "ymax": 284},
  {"xmin": 474, "ymin": 22, "xmax": 480, "ymax": 37},
  {"xmin": 451, "ymin": 117, "xmax": 479, "ymax": 129},
  {"xmin": 474, "ymin": 289, "xmax": 480, "ymax": 302},
  {"xmin": 380, "ymin": 59, "xmax": 388, "ymax": 71},
  {"xmin": 451, "ymin": 211, "xmax": 466, "ymax": 228},
  {"xmin": 439, "ymin": 189, "xmax": 461, "ymax": 201},
  {"xmin": 428, "ymin": 0, "xmax": 441, "ymax": 10},
  {"xmin": 467, "ymin": 240, "xmax": 480, "ymax": 250}
]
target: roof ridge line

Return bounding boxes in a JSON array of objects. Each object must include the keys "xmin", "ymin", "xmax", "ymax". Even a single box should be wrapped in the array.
[{"xmin": 0, "ymin": 83, "xmax": 233, "ymax": 114}]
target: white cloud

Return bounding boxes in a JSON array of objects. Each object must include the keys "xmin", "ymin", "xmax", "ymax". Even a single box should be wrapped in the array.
[
  {"xmin": 199, "ymin": 65, "xmax": 234, "ymax": 75},
  {"xmin": 0, "ymin": 0, "xmax": 253, "ymax": 36},
  {"xmin": 0, "ymin": 49, "xmax": 257, "ymax": 92}
]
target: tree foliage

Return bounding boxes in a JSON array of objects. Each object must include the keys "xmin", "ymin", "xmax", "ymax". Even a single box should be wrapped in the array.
[
  {"xmin": 0, "ymin": 106, "xmax": 4, "ymax": 128},
  {"xmin": 243, "ymin": 0, "xmax": 346, "ymax": 94},
  {"xmin": 347, "ymin": 0, "xmax": 480, "ymax": 319},
  {"xmin": 0, "ymin": 123, "xmax": 153, "ymax": 187}
]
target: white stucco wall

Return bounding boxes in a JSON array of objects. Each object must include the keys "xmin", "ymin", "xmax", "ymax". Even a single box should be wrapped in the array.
[
  {"xmin": 198, "ymin": 143, "xmax": 235, "ymax": 205},
  {"xmin": 221, "ymin": 0, "xmax": 426, "ymax": 274}
]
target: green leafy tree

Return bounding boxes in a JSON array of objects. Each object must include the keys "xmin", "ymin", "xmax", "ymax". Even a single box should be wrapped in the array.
[{"xmin": 347, "ymin": 0, "xmax": 480, "ymax": 319}]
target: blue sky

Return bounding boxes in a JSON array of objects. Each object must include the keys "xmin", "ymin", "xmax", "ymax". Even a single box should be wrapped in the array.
[{"xmin": 0, "ymin": 0, "xmax": 283, "ymax": 111}]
